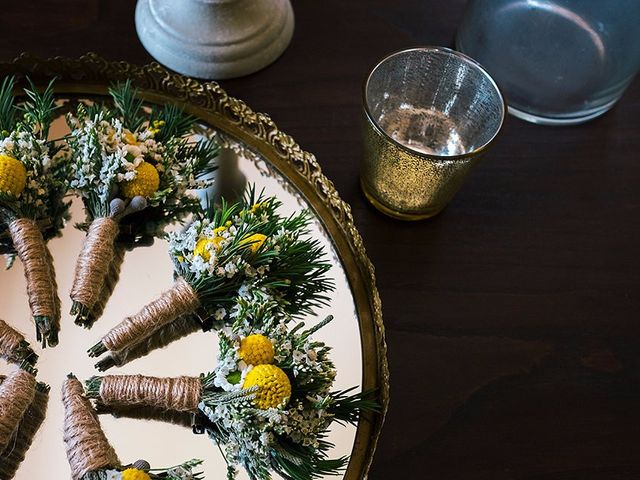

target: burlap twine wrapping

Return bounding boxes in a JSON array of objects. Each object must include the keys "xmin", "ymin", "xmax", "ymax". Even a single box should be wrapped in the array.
[
  {"xmin": 95, "ymin": 402, "xmax": 193, "ymax": 429},
  {"xmin": 0, "ymin": 319, "xmax": 29, "ymax": 364},
  {"xmin": 100, "ymin": 277, "xmax": 200, "ymax": 353},
  {"xmin": 62, "ymin": 376, "xmax": 120, "ymax": 480},
  {"xmin": 70, "ymin": 217, "xmax": 120, "ymax": 312},
  {"xmin": 8, "ymin": 218, "xmax": 59, "ymax": 329},
  {"xmin": 0, "ymin": 367, "xmax": 36, "ymax": 452},
  {"xmin": 0, "ymin": 382, "xmax": 49, "ymax": 479},
  {"xmin": 85, "ymin": 244, "xmax": 126, "ymax": 327},
  {"xmin": 45, "ymin": 246, "xmax": 62, "ymax": 325},
  {"xmin": 98, "ymin": 374, "xmax": 202, "ymax": 413},
  {"xmin": 97, "ymin": 315, "xmax": 201, "ymax": 371}
]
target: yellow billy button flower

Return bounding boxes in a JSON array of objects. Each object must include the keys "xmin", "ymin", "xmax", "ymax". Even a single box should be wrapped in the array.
[
  {"xmin": 120, "ymin": 161, "xmax": 160, "ymax": 199},
  {"xmin": 122, "ymin": 130, "xmax": 137, "ymax": 145},
  {"xmin": 121, "ymin": 468, "xmax": 151, "ymax": 480},
  {"xmin": 193, "ymin": 235, "xmax": 224, "ymax": 262},
  {"xmin": 239, "ymin": 334, "xmax": 275, "ymax": 366},
  {"xmin": 243, "ymin": 364, "xmax": 291, "ymax": 409},
  {"xmin": 149, "ymin": 119, "xmax": 165, "ymax": 136},
  {"xmin": 239, "ymin": 233, "xmax": 267, "ymax": 254},
  {"xmin": 0, "ymin": 155, "xmax": 27, "ymax": 197},
  {"xmin": 249, "ymin": 202, "xmax": 262, "ymax": 214}
]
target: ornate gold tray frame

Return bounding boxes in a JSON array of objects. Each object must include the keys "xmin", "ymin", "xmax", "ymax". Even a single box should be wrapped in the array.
[{"xmin": 0, "ymin": 53, "xmax": 388, "ymax": 479}]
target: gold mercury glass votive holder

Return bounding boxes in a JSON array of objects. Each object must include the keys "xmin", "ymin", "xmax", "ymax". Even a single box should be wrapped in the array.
[{"xmin": 361, "ymin": 46, "xmax": 506, "ymax": 220}]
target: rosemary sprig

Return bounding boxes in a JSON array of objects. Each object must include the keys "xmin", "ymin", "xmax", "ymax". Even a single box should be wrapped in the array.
[{"xmin": 19, "ymin": 78, "xmax": 59, "ymax": 139}]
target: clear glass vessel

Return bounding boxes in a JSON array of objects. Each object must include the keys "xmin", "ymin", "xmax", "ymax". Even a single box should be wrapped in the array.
[
  {"xmin": 457, "ymin": 0, "xmax": 640, "ymax": 125},
  {"xmin": 361, "ymin": 47, "xmax": 505, "ymax": 220}
]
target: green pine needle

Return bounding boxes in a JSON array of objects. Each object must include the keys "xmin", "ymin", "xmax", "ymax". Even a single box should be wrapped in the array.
[
  {"xmin": 270, "ymin": 436, "xmax": 347, "ymax": 480},
  {"xmin": 109, "ymin": 80, "xmax": 145, "ymax": 132},
  {"xmin": 150, "ymin": 103, "xmax": 197, "ymax": 142},
  {"xmin": 327, "ymin": 388, "xmax": 380, "ymax": 425},
  {"xmin": 0, "ymin": 76, "xmax": 16, "ymax": 133}
]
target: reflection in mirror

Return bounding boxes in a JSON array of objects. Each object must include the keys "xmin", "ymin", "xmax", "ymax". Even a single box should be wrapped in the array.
[{"xmin": 0, "ymin": 103, "xmax": 362, "ymax": 479}]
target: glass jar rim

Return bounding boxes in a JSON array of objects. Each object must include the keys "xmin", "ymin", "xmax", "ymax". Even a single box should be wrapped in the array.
[{"xmin": 362, "ymin": 46, "xmax": 507, "ymax": 161}]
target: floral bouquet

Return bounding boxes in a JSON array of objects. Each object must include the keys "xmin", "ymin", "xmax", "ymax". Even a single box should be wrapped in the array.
[
  {"xmin": 62, "ymin": 375, "xmax": 204, "ymax": 480},
  {"xmin": 66, "ymin": 81, "xmax": 219, "ymax": 328},
  {"xmin": 88, "ymin": 189, "xmax": 333, "ymax": 368},
  {"xmin": 0, "ymin": 377, "xmax": 49, "ymax": 480},
  {"xmin": 0, "ymin": 77, "xmax": 70, "ymax": 347},
  {"xmin": 85, "ymin": 300, "xmax": 376, "ymax": 480}
]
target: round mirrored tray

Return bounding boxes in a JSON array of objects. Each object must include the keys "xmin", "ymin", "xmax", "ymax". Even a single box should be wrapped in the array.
[{"xmin": 0, "ymin": 54, "xmax": 387, "ymax": 480}]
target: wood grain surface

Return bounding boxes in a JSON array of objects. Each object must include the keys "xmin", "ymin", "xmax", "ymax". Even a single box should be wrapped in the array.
[{"xmin": 1, "ymin": 1, "xmax": 638, "ymax": 479}]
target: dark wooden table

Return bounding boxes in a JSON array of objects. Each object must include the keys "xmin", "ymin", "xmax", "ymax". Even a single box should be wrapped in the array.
[{"xmin": 3, "ymin": 1, "xmax": 639, "ymax": 479}]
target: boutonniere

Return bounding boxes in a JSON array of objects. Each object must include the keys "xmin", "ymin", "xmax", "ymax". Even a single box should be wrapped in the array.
[
  {"xmin": 66, "ymin": 81, "xmax": 219, "ymax": 329},
  {"xmin": 86, "ymin": 300, "xmax": 377, "ymax": 480},
  {"xmin": 0, "ymin": 77, "xmax": 70, "ymax": 347},
  {"xmin": 88, "ymin": 189, "xmax": 333, "ymax": 369}
]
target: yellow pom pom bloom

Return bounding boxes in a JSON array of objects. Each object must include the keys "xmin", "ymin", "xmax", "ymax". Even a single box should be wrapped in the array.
[
  {"xmin": 193, "ymin": 235, "xmax": 225, "ymax": 262},
  {"xmin": 122, "ymin": 468, "xmax": 151, "ymax": 480},
  {"xmin": 0, "ymin": 155, "xmax": 27, "ymax": 197},
  {"xmin": 239, "ymin": 233, "xmax": 267, "ymax": 254},
  {"xmin": 149, "ymin": 120, "xmax": 166, "ymax": 136},
  {"xmin": 243, "ymin": 364, "xmax": 291, "ymax": 409},
  {"xmin": 122, "ymin": 130, "xmax": 138, "ymax": 145},
  {"xmin": 239, "ymin": 334, "xmax": 275, "ymax": 366},
  {"xmin": 249, "ymin": 202, "xmax": 262, "ymax": 214},
  {"xmin": 120, "ymin": 161, "xmax": 160, "ymax": 199}
]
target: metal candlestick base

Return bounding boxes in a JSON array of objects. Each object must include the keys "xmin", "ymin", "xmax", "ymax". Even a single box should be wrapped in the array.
[{"xmin": 135, "ymin": 0, "xmax": 295, "ymax": 80}]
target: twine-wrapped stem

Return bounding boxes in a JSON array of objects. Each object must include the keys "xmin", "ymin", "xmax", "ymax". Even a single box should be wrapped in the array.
[
  {"xmin": 84, "ymin": 243, "xmax": 126, "ymax": 329},
  {"xmin": 0, "ymin": 318, "xmax": 37, "ymax": 365},
  {"xmin": 0, "ymin": 362, "xmax": 37, "ymax": 452},
  {"xmin": 45, "ymin": 245, "xmax": 62, "ymax": 323},
  {"xmin": 88, "ymin": 277, "xmax": 200, "ymax": 358},
  {"xmin": 86, "ymin": 374, "xmax": 202, "ymax": 413},
  {"xmin": 8, "ymin": 217, "xmax": 60, "ymax": 347},
  {"xmin": 70, "ymin": 217, "xmax": 120, "ymax": 327},
  {"xmin": 0, "ymin": 382, "xmax": 49, "ymax": 479},
  {"xmin": 62, "ymin": 375, "xmax": 120, "ymax": 480},
  {"xmin": 95, "ymin": 402, "xmax": 194, "ymax": 429},
  {"xmin": 95, "ymin": 315, "xmax": 201, "ymax": 371}
]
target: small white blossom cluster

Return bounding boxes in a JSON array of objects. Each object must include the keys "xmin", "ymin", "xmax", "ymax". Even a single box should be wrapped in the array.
[
  {"xmin": 66, "ymin": 104, "xmax": 212, "ymax": 210},
  {"xmin": 0, "ymin": 130, "xmax": 66, "ymax": 217},
  {"xmin": 202, "ymin": 399, "xmax": 277, "ymax": 477}
]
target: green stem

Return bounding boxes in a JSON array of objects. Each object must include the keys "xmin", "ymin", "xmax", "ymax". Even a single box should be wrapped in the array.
[
  {"xmin": 19, "ymin": 359, "xmax": 37, "ymax": 375},
  {"xmin": 34, "ymin": 316, "xmax": 58, "ymax": 348},
  {"xmin": 14, "ymin": 340, "xmax": 38, "ymax": 365},
  {"xmin": 94, "ymin": 356, "xmax": 117, "ymax": 372},
  {"xmin": 87, "ymin": 341, "xmax": 107, "ymax": 358},
  {"xmin": 71, "ymin": 301, "xmax": 93, "ymax": 328}
]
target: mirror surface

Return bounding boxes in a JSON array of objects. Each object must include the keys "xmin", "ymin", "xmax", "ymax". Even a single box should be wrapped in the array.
[{"xmin": 0, "ymin": 106, "xmax": 362, "ymax": 479}]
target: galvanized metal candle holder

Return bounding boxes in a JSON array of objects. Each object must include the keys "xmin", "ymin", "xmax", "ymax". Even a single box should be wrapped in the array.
[
  {"xmin": 361, "ymin": 47, "xmax": 505, "ymax": 220},
  {"xmin": 135, "ymin": 0, "xmax": 294, "ymax": 80}
]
